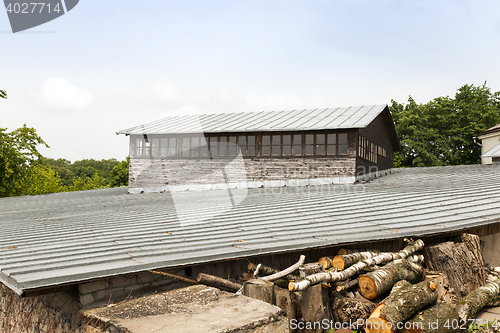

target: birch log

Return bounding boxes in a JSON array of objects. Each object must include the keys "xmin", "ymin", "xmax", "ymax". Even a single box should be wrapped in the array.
[
  {"xmin": 365, "ymin": 280, "xmax": 438, "ymax": 333},
  {"xmin": 402, "ymin": 279, "xmax": 500, "ymax": 333},
  {"xmin": 289, "ymin": 239, "xmax": 425, "ymax": 291},
  {"xmin": 329, "ymin": 251, "xmax": 381, "ymax": 271},
  {"xmin": 247, "ymin": 262, "xmax": 302, "ymax": 281},
  {"xmin": 358, "ymin": 259, "xmax": 425, "ymax": 299},
  {"xmin": 260, "ymin": 255, "xmax": 305, "ymax": 281}
]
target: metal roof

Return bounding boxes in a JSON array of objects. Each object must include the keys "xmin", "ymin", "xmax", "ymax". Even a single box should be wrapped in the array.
[
  {"xmin": 1, "ymin": 164, "xmax": 500, "ymax": 294},
  {"xmin": 483, "ymin": 145, "xmax": 500, "ymax": 158},
  {"xmin": 116, "ymin": 105, "xmax": 389, "ymax": 135}
]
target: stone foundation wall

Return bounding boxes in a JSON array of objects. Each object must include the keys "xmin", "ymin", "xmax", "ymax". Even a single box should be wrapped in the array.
[
  {"xmin": 78, "ymin": 268, "xmax": 188, "ymax": 307},
  {"xmin": 0, "ymin": 283, "xmax": 83, "ymax": 333}
]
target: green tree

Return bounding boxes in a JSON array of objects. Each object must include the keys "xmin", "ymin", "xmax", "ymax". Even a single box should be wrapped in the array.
[
  {"xmin": 0, "ymin": 125, "xmax": 48, "ymax": 197},
  {"xmin": 391, "ymin": 83, "xmax": 500, "ymax": 167},
  {"xmin": 0, "ymin": 90, "xmax": 6, "ymax": 99},
  {"xmin": 68, "ymin": 173, "xmax": 107, "ymax": 192},
  {"xmin": 108, "ymin": 157, "xmax": 129, "ymax": 187},
  {"xmin": 23, "ymin": 164, "xmax": 64, "ymax": 195}
]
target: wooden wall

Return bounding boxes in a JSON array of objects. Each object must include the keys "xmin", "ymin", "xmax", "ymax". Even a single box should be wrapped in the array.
[{"xmin": 129, "ymin": 156, "xmax": 357, "ymax": 188}]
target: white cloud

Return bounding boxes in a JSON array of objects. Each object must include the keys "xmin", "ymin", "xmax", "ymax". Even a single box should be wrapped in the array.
[{"xmin": 39, "ymin": 77, "xmax": 93, "ymax": 112}]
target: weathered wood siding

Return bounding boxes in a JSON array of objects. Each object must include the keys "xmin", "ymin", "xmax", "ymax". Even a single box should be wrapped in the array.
[
  {"xmin": 357, "ymin": 110, "xmax": 396, "ymax": 175},
  {"xmin": 129, "ymin": 156, "xmax": 356, "ymax": 188}
]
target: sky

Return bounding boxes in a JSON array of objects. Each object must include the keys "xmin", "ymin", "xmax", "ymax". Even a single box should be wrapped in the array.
[{"xmin": 1, "ymin": 0, "xmax": 500, "ymax": 162}]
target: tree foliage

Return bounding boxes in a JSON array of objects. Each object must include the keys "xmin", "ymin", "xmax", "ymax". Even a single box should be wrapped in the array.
[
  {"xmin": 108, "ymin": 157, "xmax": 129, "ymax": 187},
  {"xmin": 0, "ymin": 125, "xmax": 48, "ymax": 197},
  {"xmin": 391, "ymin": 83, "xmax": 500, "ymax": 167},
  {"xmin": 0, "ymin": 90, "xmax": 6, "ymax": 99}
]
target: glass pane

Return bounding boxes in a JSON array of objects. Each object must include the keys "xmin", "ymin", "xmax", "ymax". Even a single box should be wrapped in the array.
[
  {"xmin": 272, "ymin": 135, "xmax": 280, "ymax": 145},
  {"xmin": 316, "ymin": 145, "xmax": 326, "ymax": 156},
  {"xmin": 248, "ymin": 135, "xmax": 255, "ymax": 146},
  {"xmin": 219, "ymin": 137, "xmax": 227, "ymax": 157},
  {"xmin": 229, "ymin": 136, "xmax": 237, "ymax": 144},
  {"xmin": 339, "ymin": 144, "xmax": 348, "ymax": 155},
  {"xmin": 247, "ymin": 145, "xmax": 255, "ymax": 156},
  {"xmin": 168, "ymin": 137, "xmax": 177, "ymax": 157},
  {"xmin": 316, "ymin": 134, "xmax": 325, "ymax": 145},
  {"xmin": 327, "ymin": 144, "xmax": 336, "ymax": 156},
  {"xmin": 293, "ymin": 145, "xmax": 302, "ymax": 156},
  {"xmin": 262, "ymin": 146, "xmax": 270, "ymax": 156},
  {"xmin": 209, "ymin": 137, "xmax": 218, "ymax": 157},
  {"xmin": 305, "ymin": 134, "xmax": 314, "ymax": 145},
  {"xmin": 282, "ymin": 145, "xmax": 291, "ymax": 156},
  {"xmin": 262, "ymin": 135, "xmax": 270, "ymax": 146},
  {"xmin": 272, "ymin": 145, "xmax": 280, "ymax": 156},
  {"xmin": 293, "ymin": 134, "xmax": 302, "ymax": 145},
  {"xmin": 339, "ymin": 133, "xmax": 347, "ymax": 144},
  {"xmin": 305, "ymin": 145, "xmax": 313, "ymax": 155},
  {"xmin": 152, "ymin": 138, "xmax": 159, "ymax": 158},
  {"xmin": 328, "ymin": 134, "xmax": 336, "ymax": 144},
  {"xmin": 238, "ymin": 136, "xmax": 246, "ymax": 147},
  {"xmin": 191, "ymin": 137, "xmax": 200, "ymax": 157},
  {"xmin": 160, "ymin": 138, "xmax": 168, "ymax": 157},
  {"xmin": 283, "ymin": 135, "xmax": 291, "ymax": 145}
]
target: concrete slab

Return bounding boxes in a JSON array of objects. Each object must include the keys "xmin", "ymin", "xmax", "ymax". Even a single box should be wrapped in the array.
[
  {"xmin": 475, "ymin": 306, "xmax": 500, "ymax": 323},
  {"xmin": 82, "ymin": 284, "xmax": 288, "ymax": 333}
]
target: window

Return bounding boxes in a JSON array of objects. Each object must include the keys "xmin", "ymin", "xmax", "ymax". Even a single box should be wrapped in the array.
[
  {"xmin": 316, "ymin": 134, "xmax": 326, "ymax": 156},
  {"xmin": 191, "ymin": 137, "xmax": 200, "ymax": 158},
  {"xmin": 262, "ymin": 135, "xmax": 271, "ymax": 156},
  {"xmin": 228, "ymin": 136, "xmax": 237, "ymax": 156},
  {"xmin": 160, "ymin": 138, "xmax": 168, "ymax": 157},
  {"xmin": 135, "ymin": 138, "xmax": 143, "ymax": 157},
  {"xmin": 358, "ymin": 135, "xmax": 385, "ymax": 162},
  {"xmin": 219, "ymin": 136, "xmax": 228, "ymax": 157},
  {"xmin": 305, "ymin": 134, "xmax": 314, "ymax": 156},
  {"xmin": 247, "ymin": 135, "xmax": 256, "ymax": 156},
  {"xmin": 272, "ymin": 135, "xmax": 281, "ymax": 156},
  {"xmin": 181, "ymin": 137, "xmax": 190, "ymax": 157},
  {"xmin": 293, "ymin": 134, "xmax": 302, "ymax": 156},
  {"xmin": 209, "ymin": 137, "xmax": 217, "ymax": 157},
  {"xmin": 338, "ymin": 133, "xmax": 348, "ymax": 155},
  {"xmin": 282, "ymin": 135, "xmax": 291, "ymax": 156},
  {"xmin": 327, "ymin": 134, "xmax": 336, "ymax": 155},
  {"xmin": 168, "ymin": 137, "xmax": 177, "ymax": 157},
  {"xmin": 151, "ymin": 138, "xmax": 160, "ymax": 157}
]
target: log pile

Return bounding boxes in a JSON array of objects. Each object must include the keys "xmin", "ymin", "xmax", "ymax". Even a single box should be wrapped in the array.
[{"xmin": 192, "ymin": 234, "xmax": 500, "ymax": 333}]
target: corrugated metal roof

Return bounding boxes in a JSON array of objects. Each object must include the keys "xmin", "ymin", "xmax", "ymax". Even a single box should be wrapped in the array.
[
  {"xmin": 116, "ymin": 105, "xmax": 388, "ymax": 135},
  {"xmin": 483, "ymin": 145, "xmax": 500, "ymax": 158},
  {"xmin": 1, "ymin": 164, "xmax": 500, "ymax": 294}
]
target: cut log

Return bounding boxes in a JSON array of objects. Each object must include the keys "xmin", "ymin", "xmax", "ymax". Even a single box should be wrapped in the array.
[
  {"xmin": 365, "ymin": 280, "xmax": 438, "ymax": 333},
  {"xmin": 338, "ymin": 248, "xmax": 381, "ymax": 255},
  {"xmin": 289, "ymin": 239, "xmax": 425, "ymax": 292},
  {"xmin": 260, "ymin": 255, "xmax": 305, "ymax": 282},
  {"xmin": 196, "ymin": 273, "xmax": 241, "ymax": 292},
  {"xmin": 243, "ymin": 279, "xmax": 274, "ymax": 304},
  {"xmin": 247, "ymin": 262, "xmax": 301, "ymax": 281},
  {"xmin": 332, "ymin": 293, "xmax": 376, "ymax": 326},
  {"xmin": 402, "ymin": 279, "xmax": 500, "ymax": 333},
  {"xmin": 300, "ymin": 263, "xmax": 325, "ymax": 277},
  {"xmin": 299, "ymin": 284, "xmax": 325, "ymax": 333},
  {"xmin": 423, "ymin": 233, "xmax": 487, "ymax": 299},
  {"xmin": 273, "ymin": 285, "xmax": 296, "ymax": 321},
  {"xmin": 358, "ymin": 259, "xmax": 424, "ymax": 299},
  {"xmin": 407, "ymin": 254, "xmax": 425, "ymax": 265},
  {"xmin": 329, "ymin": 251, "xmax": 381, "ymax": 271}
]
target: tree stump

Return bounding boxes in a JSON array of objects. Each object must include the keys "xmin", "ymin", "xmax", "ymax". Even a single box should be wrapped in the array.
[
  {"xmin": 423, "ymin": 233, "xmax": 487, "ymax": 299},
  {"xmin": 300, "ymin": 263, "xmax": 324, "ymax": 278},
  {"xmin": 300, "ymin": 284, "xmax": 325, "ymax": 333},
  {"xmin": 332, "ymin": 292, "xmax": 375, "ymax": 327},
  {"xmin": 243, "ymin": 279, "xmax": 274, "ymax": 304}
]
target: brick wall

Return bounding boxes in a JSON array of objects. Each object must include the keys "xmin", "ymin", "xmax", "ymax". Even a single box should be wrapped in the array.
[
  {"xmin": 129, "ymin": 156, "xmax": 356, "ymax": 188},
  {"xmin": 78, "ymin": 268, "xmax": 188, "ymax": 307}
]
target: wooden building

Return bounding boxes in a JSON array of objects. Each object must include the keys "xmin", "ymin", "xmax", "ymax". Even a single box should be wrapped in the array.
[
  {"xmin": 117, "ymin": 105, "xmax": 401, "ymax": 192},
  {"xmin": 477, "ymin": 123, "xmax": 500, "ymax": 165}
]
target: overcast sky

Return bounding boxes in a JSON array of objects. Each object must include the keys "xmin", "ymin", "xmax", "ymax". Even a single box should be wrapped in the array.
[{"xmin": 1, "ymin": 0, "xmax": 500, "ymax": 161}]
